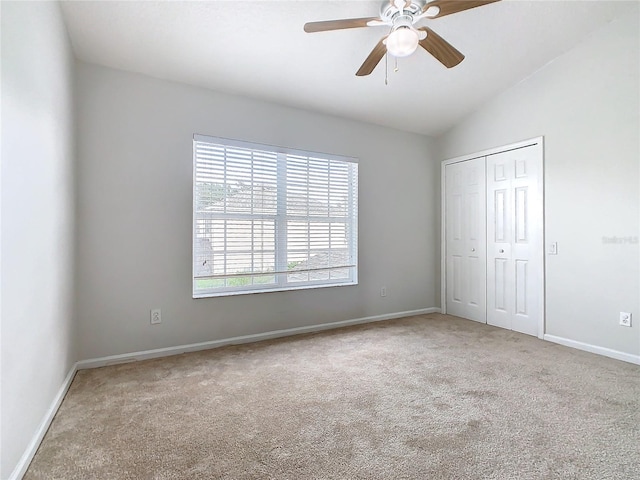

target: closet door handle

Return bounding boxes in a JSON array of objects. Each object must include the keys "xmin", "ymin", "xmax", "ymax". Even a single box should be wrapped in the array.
[
  {"xmin": 499, "ymin": 249, "xmax": 505, "ymax": 253},
  {"xmin": 471, "ymin": 248, "xmax": 476, "ymax": 252}
]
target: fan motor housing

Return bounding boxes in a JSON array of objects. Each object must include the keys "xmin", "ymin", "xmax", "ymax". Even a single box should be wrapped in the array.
[{"xmin": 380, "ymin": 0, "xmax": 426, "ymax": 22}]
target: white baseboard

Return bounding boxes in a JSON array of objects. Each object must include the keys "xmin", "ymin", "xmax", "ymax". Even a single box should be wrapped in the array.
[
  {"xmin": 77, "ymin": 308, "xmax": 441, "ymax": 370},
  {"xmin": 544, "ymin": 334, "xmax": 640, "ymax": 365},
  {"xmin": 9, "ymin": 363, "xmax": 79, "ymax": 480}
]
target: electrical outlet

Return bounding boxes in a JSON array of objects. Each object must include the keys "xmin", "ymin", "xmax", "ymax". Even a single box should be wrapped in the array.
[
  {"xmin": 150, "ymin": 308, "xmax": 162, "ymax": 325},
  {"xmin": 381, "ymin": 286, "xmax": 387, "ymax": 297},
  {"xmin": 619, "ymin": 312, "xmax": 632, "ymax": 327}
]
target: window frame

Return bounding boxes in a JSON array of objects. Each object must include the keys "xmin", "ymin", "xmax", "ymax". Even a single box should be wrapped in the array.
[{"xmin": 192, "ymin": 134, "xmax": 358, "ymax": 298}]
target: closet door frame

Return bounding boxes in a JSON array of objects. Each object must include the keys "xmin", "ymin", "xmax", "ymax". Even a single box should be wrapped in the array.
[{"xmin": 440, "ymin": 136, "xmax": 545, "ymax": 339}]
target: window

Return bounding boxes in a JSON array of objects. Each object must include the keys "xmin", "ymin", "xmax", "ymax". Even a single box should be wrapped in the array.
[{"xmin": 193, "ymin": 134, "xmax": 358, "ymax": 298}]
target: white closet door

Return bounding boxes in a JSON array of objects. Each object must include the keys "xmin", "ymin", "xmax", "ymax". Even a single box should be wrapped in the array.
[
  {"xmin": 486, "ymin": 145, "xmax": 543, "ymax": 336},
  {"xmin": 445, "ymin": 158, "xmax": 486, "ymax": 323}
]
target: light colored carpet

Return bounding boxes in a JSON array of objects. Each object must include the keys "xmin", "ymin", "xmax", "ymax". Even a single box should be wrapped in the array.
[{"xmin": 25, "ymin": 314, "xmax": 640, "ymax": 479}]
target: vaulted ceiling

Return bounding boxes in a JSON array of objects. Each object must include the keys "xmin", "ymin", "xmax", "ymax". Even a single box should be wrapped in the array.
[{"xmin": 60, "ymin": 1, "xmax": 635, "ymax": 136}]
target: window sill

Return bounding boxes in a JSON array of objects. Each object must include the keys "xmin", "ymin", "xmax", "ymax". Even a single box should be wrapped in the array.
[{"xmin": 193, "ymin": 280, "xmax": 358, "ymax": 299}]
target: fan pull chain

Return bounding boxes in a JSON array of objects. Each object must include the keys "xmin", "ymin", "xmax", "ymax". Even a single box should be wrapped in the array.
[
  {"xmin": 385, "ymin": 53, "xmax": 388, "ymax": 85},
  {"xmin": 394, "ymin": 56, "xmax": 399, "ymax": 73}
]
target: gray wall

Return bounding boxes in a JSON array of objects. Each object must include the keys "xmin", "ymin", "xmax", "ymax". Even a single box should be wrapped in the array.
[
  {"xmin": 75, "ymin": 63, "xmax": 440, "ymax": 360},
  {"xmin": 1, "ymin": 2, "xmax": 77, "ymax": 478},
  {"xmin": 437, "ymin": 11, "xmax": 639, "ymax": 356}
]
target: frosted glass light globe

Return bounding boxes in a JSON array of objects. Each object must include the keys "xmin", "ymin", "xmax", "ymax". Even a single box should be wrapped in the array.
[{"xmin": 386, "ymin": 27, "xmax": 419, "ymax": 57}]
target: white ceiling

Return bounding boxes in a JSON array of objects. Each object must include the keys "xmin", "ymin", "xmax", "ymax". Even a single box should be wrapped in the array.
[{"xmin": 60, "ymin": 0, "xmax": 635, "ymax": 136}]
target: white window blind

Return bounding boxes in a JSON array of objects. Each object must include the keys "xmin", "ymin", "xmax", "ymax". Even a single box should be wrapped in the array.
[{"xmin": 193, "ymin": 134, "xmax": 358, "ymax": 298}]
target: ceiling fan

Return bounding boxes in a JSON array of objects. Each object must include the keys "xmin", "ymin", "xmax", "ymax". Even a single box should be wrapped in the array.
[{"xmin": 304, "ymin": 0, "xmax": 500, "ymax": 76}]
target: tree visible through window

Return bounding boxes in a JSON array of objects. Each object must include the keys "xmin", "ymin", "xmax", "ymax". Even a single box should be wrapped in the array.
[{"xmin": 193, "ymin": 134, "xmax": 358, "ymax": 297}]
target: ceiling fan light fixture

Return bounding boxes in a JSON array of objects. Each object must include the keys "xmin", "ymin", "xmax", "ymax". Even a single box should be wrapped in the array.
[
  {"xmin": 304, "ymin": 0, "xmax": 501, "ymax": 76},
  {"xmin": 386, "ymin": 26, "xmax": 419, "ymax": 57}
]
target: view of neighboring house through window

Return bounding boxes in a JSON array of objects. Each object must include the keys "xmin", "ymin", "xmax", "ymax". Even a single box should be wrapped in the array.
[{"xmin": 193, "ymin": 134, "xmax": 358, "ymax": 297}]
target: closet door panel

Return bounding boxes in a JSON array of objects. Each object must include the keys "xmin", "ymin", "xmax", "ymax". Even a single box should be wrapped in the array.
[
  {"xmin": 486, "ymin": 146, "xmax": 542, "ymax": 336},
  {"xmin": 445, "ymin": 158, "xmax": 486, "ymax": 323},
  {"xmin": 487, "ymin": 157, "xmax": 513, "ymax": 329}
]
